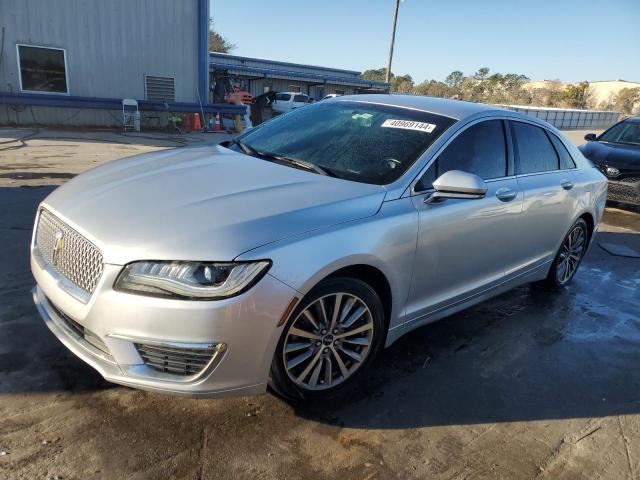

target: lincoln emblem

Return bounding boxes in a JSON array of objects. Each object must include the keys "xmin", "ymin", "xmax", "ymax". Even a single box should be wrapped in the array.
[{"xmin": 52, "ymin": 231, "xmax": 64, "ymax": 266}]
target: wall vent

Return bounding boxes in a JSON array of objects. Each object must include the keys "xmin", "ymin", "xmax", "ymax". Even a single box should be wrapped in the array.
[{"xmin": 144, "ymin": 75, "xmax": 175, "ymax": 101}]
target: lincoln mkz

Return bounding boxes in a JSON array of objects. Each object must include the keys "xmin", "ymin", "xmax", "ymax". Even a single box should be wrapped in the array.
[{"xmin": 31, "ymin": 95, "xmax": 607, "ymax": 399}]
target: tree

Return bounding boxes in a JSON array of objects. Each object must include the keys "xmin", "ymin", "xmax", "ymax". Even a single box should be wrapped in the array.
[
  {"xmin": 209, "ymin": 20, "xmax": 235, "ymax": 53},
  {"xmin": 391, "ymin": 74, "xmax": 414, "ymax": 93},
  {"xmin": 445, "ymin": 71, "xmax": 464, "ymax": 95},
  {"xmin": 560, "ymin": 81, "xmax": 591, "ymax": 109},
  {"xmin": 473, "ymin": 67, "xmax": 490, "ymax": 81},
  {"xmin": 360, "ymin": 68, "xmax": 414, "ymax": 93},
  {"xmin": 414, "ymin": 80, "xmax": 453, "ymax": 98},
  {"xmin": 614, "ymin": 87, "xmax": 640, "ymax": 114},
  {"xmin": 361, "ymin": 68, "xmax": 388, "ymax": 82}
]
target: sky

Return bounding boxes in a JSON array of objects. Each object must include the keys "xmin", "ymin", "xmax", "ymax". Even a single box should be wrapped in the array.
[{"xmin": 210, "ymin": 0, "xmax": 639, "ymax": 85}]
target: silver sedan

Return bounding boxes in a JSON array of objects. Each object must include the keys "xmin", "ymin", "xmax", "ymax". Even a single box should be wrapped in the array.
[{"xmin": 31, "ymin": 95, "xmax": 607, "ymax": 400}]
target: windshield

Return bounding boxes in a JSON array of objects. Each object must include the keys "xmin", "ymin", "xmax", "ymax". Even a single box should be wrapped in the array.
[
  {"xmin": 228, "ymin": 101, "xmax": 456, "ymax": 185},
  {"xmin": 598, "ymin": 121, "xmax": 640, "ymax": 146}
]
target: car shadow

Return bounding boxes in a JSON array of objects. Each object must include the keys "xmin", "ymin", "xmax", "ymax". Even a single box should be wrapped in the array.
[{"xmin": 293, "ymin": 230, "xmax": 640, "ymax": 429}]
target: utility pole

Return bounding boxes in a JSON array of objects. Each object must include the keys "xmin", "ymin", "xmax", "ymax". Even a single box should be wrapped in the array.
[{"xmin": 385, "ymin": 0, "xmax": 401, "ymax": 85}]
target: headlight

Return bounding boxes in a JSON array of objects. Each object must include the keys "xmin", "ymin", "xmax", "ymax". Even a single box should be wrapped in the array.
[{"xmin": 114, "ymin": 260, "xmax": 271, "ymax": 300}]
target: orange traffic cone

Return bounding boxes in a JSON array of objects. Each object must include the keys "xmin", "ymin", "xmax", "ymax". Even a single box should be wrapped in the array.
[
  {"xmin": 213, "ymin": 113, "xmax": 221, "ymax": 132},
  {"xmin": 193, "ymin": 113, "xmax": 202, "ymax": 131}
]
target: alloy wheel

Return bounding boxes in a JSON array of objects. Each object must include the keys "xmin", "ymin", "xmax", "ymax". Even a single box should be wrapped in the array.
[
  {"xmin": 556, "ymin": 225, "xmax": 586, "ymax": 284},
  {"xmin": 282, "ymin": 292, "xmax": 374, "ymax": 391}
]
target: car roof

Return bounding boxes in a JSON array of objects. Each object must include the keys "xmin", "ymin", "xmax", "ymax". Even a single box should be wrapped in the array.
[
  {"xmin": 623, "ymin": 116, "xmax": 640, "ymax": 123},
  {"xmin": 332, "ymin": 94, "xmax": 502, "ymax": 120}
]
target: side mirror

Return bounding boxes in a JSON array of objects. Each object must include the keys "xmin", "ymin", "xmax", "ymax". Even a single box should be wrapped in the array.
[
  {"xmin": 425, "ymin": 170, "xmax": 487, "ymax": 204},
  {"xmin": 584, "ymin": 133, "xmax": 597, "ymax": 141}
]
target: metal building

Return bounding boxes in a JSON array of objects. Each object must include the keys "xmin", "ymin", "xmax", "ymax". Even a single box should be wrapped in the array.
[
  {"xmin": 210, "ymin": 53, "xmax": 389, "ymax": 101},
  {"xmin": 0, "ymin": 0, "xmax": 243, "ymax": 127}
]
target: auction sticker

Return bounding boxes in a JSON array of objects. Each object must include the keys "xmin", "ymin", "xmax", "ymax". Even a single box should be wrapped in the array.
[{"xmin": 381, "ymin": 119, "xmax": 436, "ymax": 133}]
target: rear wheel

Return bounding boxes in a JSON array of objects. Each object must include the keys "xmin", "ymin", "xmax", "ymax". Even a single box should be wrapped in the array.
[
  {"xmin": 541, "ymin": 218, "xmax": 589, "ymax": 289},
  {"xmin": 270, "ymin": 277, "xmax": 385, "ymax": 400}
]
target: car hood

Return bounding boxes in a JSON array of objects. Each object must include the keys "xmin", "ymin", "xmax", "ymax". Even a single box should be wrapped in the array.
[
  {"xmin": 579, "ymin": 141, "xmax": 640, "ymax": 172},
  {"xmin": 41, "ymin": 144, "xmax": 386, "ymax": 264}
]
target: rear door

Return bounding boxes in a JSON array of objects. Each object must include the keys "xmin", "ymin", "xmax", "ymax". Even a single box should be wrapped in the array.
[
  {"xmin": 293, "ymin": 94, "xmax": 309, "ymax": 109},
  {"xmin": 509, "ymin": 121, "xmax": 580, "ymax": 274},
  {"xmin": 407, "ymin": 119, "xmax": 524, "ymax": 322}
]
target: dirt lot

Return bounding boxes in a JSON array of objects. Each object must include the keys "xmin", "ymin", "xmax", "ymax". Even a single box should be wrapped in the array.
[{"xmin": 1, "ymin": 128, "xmax": 639, "ymax": 480}]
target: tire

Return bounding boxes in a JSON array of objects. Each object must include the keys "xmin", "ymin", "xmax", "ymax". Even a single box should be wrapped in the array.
[
  {"xmin": 270, "ymin": 277, "xmax": 385, "ymax": 401},
  {"xmin": 540, "ymin": 218, "xmax": 589, "ymax": 290}
]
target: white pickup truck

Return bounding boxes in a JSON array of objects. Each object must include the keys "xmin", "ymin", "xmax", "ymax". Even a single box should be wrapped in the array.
[{"xmin": 271, "ymin": 92, "xmax": 310, "ymax": 114}]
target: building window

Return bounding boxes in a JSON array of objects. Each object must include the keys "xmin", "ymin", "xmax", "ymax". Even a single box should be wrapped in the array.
[
  {"xmin": 334, "ymin": 89, "xmax": 345, "ymax": 95},
  {"xmin": 17, "ymin": 44, "xmax": 69, "ymax": 94},
  {"xmin": 289, "ymin": 85, "xmax": 301, "ymax": 93},
  {"xmin": 144, "ymin": 75, "xmax": 176, "ymax": 101}
]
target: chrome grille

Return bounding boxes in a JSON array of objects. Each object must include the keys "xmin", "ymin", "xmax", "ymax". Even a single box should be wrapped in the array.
[
  {"xmin": 608, "ymin": 177, "xmax": 640, "ymax": 204},
  {"xmin": 135, "ymin": 343, "xmax": 216, "ymax": 376},
  {"xmin": 36, "ymin": 209, "xmax": 104, "ymax": 295}
]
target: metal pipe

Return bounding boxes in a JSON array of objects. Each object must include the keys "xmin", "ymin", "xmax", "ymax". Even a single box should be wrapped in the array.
[{"xmin": 385, "ymin": 0, "xmax": 401, "ymax": 85}]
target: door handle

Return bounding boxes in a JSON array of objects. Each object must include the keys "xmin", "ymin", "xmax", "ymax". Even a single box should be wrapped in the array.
[
  {"xmin": 561, "ymin": 180, "xmax": 574, "ymax": 190},
  {"xmin": 495, "ymin": 187, "xmax": 518, "ymax": 202}
]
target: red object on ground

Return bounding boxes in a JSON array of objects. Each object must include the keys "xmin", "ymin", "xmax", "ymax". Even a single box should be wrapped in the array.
[{"xmin": 183, "ymin": 113, "xmax": 192, "ymax": 131}]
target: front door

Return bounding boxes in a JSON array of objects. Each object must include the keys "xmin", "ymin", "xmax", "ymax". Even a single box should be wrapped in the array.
[{"xmin": 406, "ymin": 119, "xmax": 523, "ymax": 323}]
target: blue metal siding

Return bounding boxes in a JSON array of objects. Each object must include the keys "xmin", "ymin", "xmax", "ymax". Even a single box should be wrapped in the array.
[
  {"xmin": 197, "ymin": 0, "xmax": 209, "ymax": 105},
  {"xmin": 0, "ymin": 0, "xmax": 205, "ymax": 126},
  {"xmin": 1, "ymin": 92, "xmax": 246, "ymax": 115}
]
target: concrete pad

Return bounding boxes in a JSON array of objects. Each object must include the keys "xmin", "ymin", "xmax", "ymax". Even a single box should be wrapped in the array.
[
  {"xmin": 0, "ymin": 127, "xmax": 235, "ymax": 187},
  {"xmin": 0, "ymin": 127, "xmax": 639, "ymax": 479}
]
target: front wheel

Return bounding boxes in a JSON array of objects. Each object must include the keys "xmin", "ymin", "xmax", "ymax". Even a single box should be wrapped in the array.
[
  {"xmin": 270, "ymin": 277, "xmax": 385, "ymax": 400},
  {"xmin": 541, "ymin": 218, "xmax": 589, "ymax": 289}
]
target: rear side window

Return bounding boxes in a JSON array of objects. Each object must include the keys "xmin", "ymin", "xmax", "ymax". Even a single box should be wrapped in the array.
[
  {"xmin": 293, "ymin": 95, "xmax": 308, "ymax": 102},
  {"xmin": 275, "ymin": 93, "xmax": 291, "ymax": 101},
  {"xmin": 549, "ymin": 134, "xmax": 576, "ymax": 169},
  {"xmin": 512, "ymin": 122, "xmax": 559, "ymax": 174}
]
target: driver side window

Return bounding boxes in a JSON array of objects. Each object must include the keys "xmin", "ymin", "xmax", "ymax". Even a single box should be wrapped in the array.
[{"xmin": 417, "ymin": 120, "xmax": 507, "ymax": 190}]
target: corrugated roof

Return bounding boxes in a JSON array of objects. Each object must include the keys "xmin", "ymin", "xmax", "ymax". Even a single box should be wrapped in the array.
[
  {"xmin": 210, "ymin": 61, "xmax": 389, "ymax": 88},
  {"xmin": 209, "ymin": 52, "xmax": 362, "ymax": 76}
]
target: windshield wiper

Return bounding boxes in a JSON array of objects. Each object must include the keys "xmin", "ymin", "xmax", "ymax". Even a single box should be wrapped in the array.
[
  {"xmin": 228, "ymin": 138, "xmax": 259, "ymax": 157},
  {"xmin": 256, "ymin": 151, "xmax": 340, "ymax": 178},
  {"xmin": 228, "ymin": 139, "xmax": 340, "ymax": 178}
]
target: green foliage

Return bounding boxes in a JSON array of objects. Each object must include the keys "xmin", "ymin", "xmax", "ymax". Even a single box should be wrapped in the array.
[
  {"xmin": 361, "ymin": 68, "xmax": 388, "ymax": 82},
  {"xmin": 445, "ymin": 71, "xmax": 464, "ymax": 94},
  {"xmin": 209, "ymin": 20, "xmax": 235, "ymax": 53},
  {"xmin": 361, "ymin": 66, "xmax": 633, "ymax": 112},
  {"xmin": 361, "ymin": 68, "xmax": 414, "ymax": 93},
  {"xmin": 614, "ymin": 88, "xmax": 640, "ymax": 114},
  {"xmin": 560, "ymin": 81, "xmax": 591, "ymax": 109}
]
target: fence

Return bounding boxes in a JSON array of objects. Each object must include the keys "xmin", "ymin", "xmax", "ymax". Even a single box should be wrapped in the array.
[{"xmin": 501, "ymin": 105, "xmax": 620, "ymax": 130}]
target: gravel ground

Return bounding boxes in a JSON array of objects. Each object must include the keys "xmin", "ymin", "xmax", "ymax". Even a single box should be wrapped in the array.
[{"xmin": 0, "ymin": 127, "xmax": 638, "ymax": 480}]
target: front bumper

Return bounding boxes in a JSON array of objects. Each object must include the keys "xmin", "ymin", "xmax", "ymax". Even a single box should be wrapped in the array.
[{"xmin": 32, "ymin": 255, "xmax": 298, "ymax": 398}]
